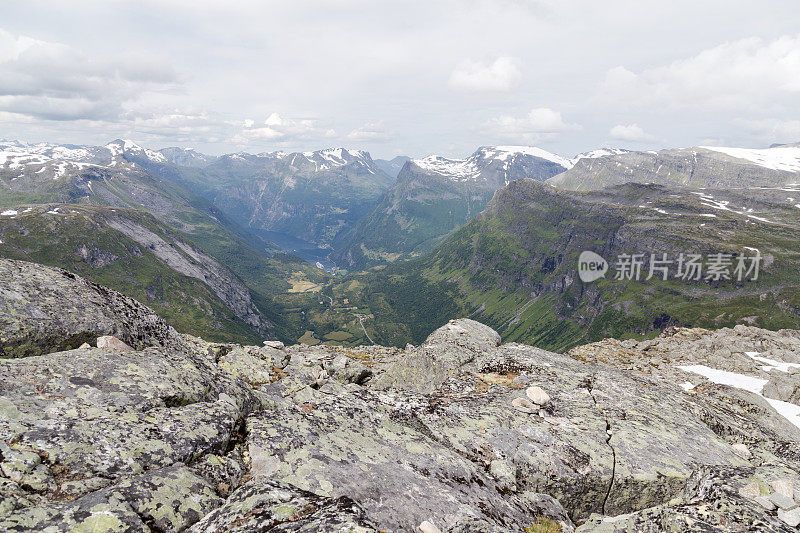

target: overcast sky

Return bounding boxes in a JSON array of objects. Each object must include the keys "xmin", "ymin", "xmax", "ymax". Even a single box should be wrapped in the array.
[{"xmin": 1, "ymin": 0, "xmax": 800, "ymax": 159}]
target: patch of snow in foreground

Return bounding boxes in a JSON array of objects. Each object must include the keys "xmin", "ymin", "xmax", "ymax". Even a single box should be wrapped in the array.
[
  {"xmin": 678, "ymin": 364, "xmax": 800, "ymax": 430},
  {"xmin": 0, "ymin": 210, "xmax": 18, "ymax": 216},
  {"xmin": 745, "ymin": 351, "xmax": 800, "ymax": 373}
]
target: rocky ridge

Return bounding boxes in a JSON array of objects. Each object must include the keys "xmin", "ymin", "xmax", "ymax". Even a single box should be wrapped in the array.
[
  {"xmin": 2, "ymin": 259, "xmax": 800, "ymax": 531},
  {"xmin": 547, "ymin": 145, "xmax": 800, "ymax": 191}
]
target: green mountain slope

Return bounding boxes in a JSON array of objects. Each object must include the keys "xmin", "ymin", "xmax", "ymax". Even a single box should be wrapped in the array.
[
  {"xmin": 154, "ymin": 148, "xmax": 394, "ymax": 252},
  {"xmin": 328, "ymin": 180, "xmax": 800, "ymax": 351},
  {"xmin": 333, "ymin": 146, "xmax": 570, "ymax": 270},
  {"xmin": 0, "ymin": 204, "xmax": 273, "ymax": 342},
  {"xmin": 0, "ymin": 140, "xmax": 345, "ymax": 342},
  {"xmin": 0, "ymin": 204, "xmax": 338, "ymax": 344}
]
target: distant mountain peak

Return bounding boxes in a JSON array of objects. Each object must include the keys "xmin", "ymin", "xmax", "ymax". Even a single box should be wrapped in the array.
[
  {"xmin": 567, "ymin": 148, "xmax": 630, "ymax": 168},
  {"xmin": 411, "ymin": 154, "xmax": 480, "ymax": 180},
  {"xmin": 478, "ymin": 145, "xmax": 573, "ymax": 168},
  {"xmin": 410, "ymin": 145, "xmax": 572, "ymax": 182},
  {"xmin": 105, "ymin": 139, "xmax": 167, "ymax": 164}
]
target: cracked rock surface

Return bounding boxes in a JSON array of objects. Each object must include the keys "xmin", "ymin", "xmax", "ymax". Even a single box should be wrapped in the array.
[{"xmin": 3, "ymin": 260, "xmax": 800, "ymax": 531}]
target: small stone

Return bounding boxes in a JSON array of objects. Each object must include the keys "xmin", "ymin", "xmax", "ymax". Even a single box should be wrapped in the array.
[
  {"xmin": 511, "ymin": 397, "xmax": 537, "ymax": 414},
  {"xmin": 217, "ymin": 393, "xmax": 237, "ymax": 407},
  {"xmin": 96, "ymin": 335, "xmax": 132, "ymax": 352},
  {"xmin": 731, "ymin": 443, "xmax": 751, "ymax": 459},
  {"xmin": 526, "ymin": 386, "xmax": 551, "ymax": 406},
  {"xmin": 263, "ymin": 340, "xmax": 285, "ymax": 350},
  {"xmin": 769, "ymin": 492, "xmax": 797, "ymax": 511},
  {"xmin": 778, "ymin": 507, "xmax": 800, "ymax": 528},
  {"xmin": 754, "ymin": 496, "xmax": 776, "ymax": 511},
  {"xmin": 78, "ymin": 342, "xmax": 91, "ymax": 349},
  {"xmin": 418, "ymin": 521, "xmax": 441, "ymax": 533},
  {"xmin": 738, "ymin": 482, "xmax": 760, "ymax": 499},
  {"xmin": 771, "ymin": 478, "xmax": 795, "ymax": 498}
]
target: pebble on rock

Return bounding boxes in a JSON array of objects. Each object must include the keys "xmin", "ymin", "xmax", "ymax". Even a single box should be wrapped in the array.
[
  {"xmin": 771, "ymin": 478, "xmax": 795, "ymax": 498},
  {"xmin": 778, "ymin": 507, "xmax": 800, "ymax": 527},
  {"xmin": 96, "ymin": 335, "xmax": 132, "ymax": 352},
  {"xmin": 418, "ymin": 520, "xmax": 442, "ymax": 533},
  {"xmin": 731, "ymin": 443, "xmax": 751, "ymax": 459},
  {"xmin": 738, "ymin": 482, "xmax": 760, "ymax": 499},
  {"xmin": 263, "ymin": 340, "xmax": 285, "ymax": 350},
  {"xmin": 769, "ymin": 492, "xmax": 797, "ymax": 511},
  {"xmin": 511, "ymin": 397, "xmax": 537, "ymax": 414},
  {"xmin": 526, "ymin": 386, "xmax": 551, "ymax": 406},
  {"xmin": 755, "ymin": 496, "xmax": 776, "ymax": 511}
]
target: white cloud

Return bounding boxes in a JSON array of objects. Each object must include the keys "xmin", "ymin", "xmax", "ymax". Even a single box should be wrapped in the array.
[
  {"xmin": 734, "ymin": 118, "xmax": 800, "ymax": 143},
  {"xmin": 484, "ymin": 107, "xmax": 580, "ymax": 142},
  {"xmin": 0, "ymin": 29, "xmax": 178, "ymax": 122},
  {"xmin": 230, "ymin": 113, "xmax": 335, "ymax": 145},
  {"xmin": 598, "ymin": 35, "xmax": 800, "ymax": 111},
  {"xmin": 347, "ymin": 121, "xmax": 395, "ymax": 142},
  {"xmin": 448, "ymin": 57, "xmax": 522, "ymax": 92},
  {"xmin": 608, "ymin": 123, "xmax": 653, "ymax": 141}
]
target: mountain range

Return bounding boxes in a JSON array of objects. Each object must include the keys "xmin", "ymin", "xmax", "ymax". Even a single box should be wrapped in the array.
[{"xmin": 3, "ymin": 136, "xmax": 800, "ymax": 349}]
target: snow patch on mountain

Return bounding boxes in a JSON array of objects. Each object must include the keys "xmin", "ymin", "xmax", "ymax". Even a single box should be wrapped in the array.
[
  {"xmin": 412, "ymin": 155, "xmax": 480, "ymax": 180},
  {"xmin": 105, "ymin": 139, "xmax": 167, "ymax": 164},
  {"xmin": 568, "ymin": 148, "xmax": 630, "ymax": 168},
  {"xmin": 289, "ymin": 148, "xmax": 376, "ymax": 173},
  {"xmin": 411, "ymin": 145, "xmax": 574, "ymax": 181},
  {"xmin": 482, "ymin": 146, "xmax": 572, "ymax": 168},
  {"xmin": 700, "ymin": 145, "xmax": 800, "ymax": 172}
]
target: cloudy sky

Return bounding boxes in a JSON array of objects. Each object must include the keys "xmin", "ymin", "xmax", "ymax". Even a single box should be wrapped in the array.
[{"xmin": 1, "ymin": 0, "xmax": 800, "ymax": 159}]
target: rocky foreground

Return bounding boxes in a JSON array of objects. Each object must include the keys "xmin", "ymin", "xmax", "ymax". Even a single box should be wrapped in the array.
[{"xmin": 1, "ymin": 258, "xmax": 800, "ymax": 532}]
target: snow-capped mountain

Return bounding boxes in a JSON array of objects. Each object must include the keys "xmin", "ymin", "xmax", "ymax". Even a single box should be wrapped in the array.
[
  {"xmin": 209, "ymin": 147, "xmax": 380, "ymax": 176},
  {"xmin": 158, "ymin": 147, "xmax": 219, "ymax": 168},
  {"xmin": 105, "ymin": 139, "xmax": 167, "ymax": 164},
  {"xmin": 333, "ymin": 145, "xmax": 572, "ymax": 269},
  {"xmin": 0, "ymin": 139, "xmax": 171, "ymax": 182},
  {"xmin": 172, "ymin": 147, "xmax": 394, "ymax": 249},
  {"xmin": 548, "ymin": 144, "xmax": 800, "ymax": 191},
  {"xmin": 409, "ymin": 145, "xmax": 571, "ymax": 185},
  {"xmin": 289, "ymin": 148, "xmax": 376, "ymax": 174},
  {"xmin": 0, "ymin": 140, "xmax": 119, "ymax": 182},
  {"xmin": 567, "ymin": 148, "xmax": 630, "ymax": 168},
  {"xmin": 699, "ymin": 144, "xmax": 800, "ymax": 173}
]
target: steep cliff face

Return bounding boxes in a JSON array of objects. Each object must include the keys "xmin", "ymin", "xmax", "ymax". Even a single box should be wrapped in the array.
[
  {"xmin": 170, "ymin": 148, "xmax": 395, "ymax": 249},
  {"xmin": 0, "ymin": 209, "xmax": 275, "ymax": 343},
  {"xmin": 2, "ymin": 269, "xmax": 800, "ymax": 532}
]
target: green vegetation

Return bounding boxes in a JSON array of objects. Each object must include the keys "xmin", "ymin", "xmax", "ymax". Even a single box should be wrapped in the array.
[
  {"xmin": 0, "ymin": 205, "xmax": 262, "ymax": 343},
  {"xmin": 314, "ymin": 181, "xmax": 800, "ymax": 351}
]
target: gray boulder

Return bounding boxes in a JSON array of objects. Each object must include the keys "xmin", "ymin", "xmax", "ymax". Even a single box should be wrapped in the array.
[
  {"xmin": 0, "ymin": 258, "xmax": 185, "ymax": 358},
  {"xmin": 372, "ymin": 318, "xmax": 501, "ymax": 393}
]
